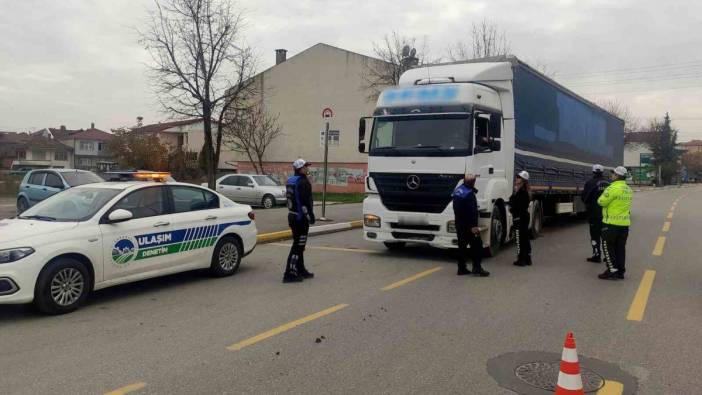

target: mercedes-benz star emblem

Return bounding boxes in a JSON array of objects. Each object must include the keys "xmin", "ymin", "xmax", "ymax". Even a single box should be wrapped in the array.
[{"xmin": 406, "ymin": 175, "xmax": 421, "ymax": 190}]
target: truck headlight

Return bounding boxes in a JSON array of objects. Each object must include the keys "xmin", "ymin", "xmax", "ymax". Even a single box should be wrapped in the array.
[
  {"xmin": 0, "ymin": 247, "xmax": 35, "ymax": 264},
  {"xmin": 364, "ymin": 214, "xmax": 381, "ymax": 228},
  {"xmin": 447, "ymin": 220, "xmax": 456, "ymax": 233}
]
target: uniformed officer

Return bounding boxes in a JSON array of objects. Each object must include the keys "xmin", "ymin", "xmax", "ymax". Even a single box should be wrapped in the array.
[
  {"xmin": 509, "ymin": 171, "xmax": 532, "ymax": 266},
  {"xmin": 452, "ymin": 174, "xmax": 489, "ymax": 277},
  {"xmin": 283, "ymin": 159, "xmax": 316, "ymax": 283},
  {"xmin": 597, "ymin": 166, "xmax": 633, "ymax": 280},
  {"xmin": 581, "ymin": 164, "xmax": 610, "ymax": 263}
]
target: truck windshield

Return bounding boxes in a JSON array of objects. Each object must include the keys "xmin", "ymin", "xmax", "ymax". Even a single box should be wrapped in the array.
[{"xmin": 370, "ymin": 114, "xmax": 472, "ymax": 157}]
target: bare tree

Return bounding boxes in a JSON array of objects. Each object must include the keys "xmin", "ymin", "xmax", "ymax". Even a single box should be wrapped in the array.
[
  {"xmin": 362, "ymin": 31, "xmax": 428, "ymax": 101},
  {"xmin": 597, "ymin": 99, "xmax": 641, "ymax": 134},
  {"xmin": 448, "ymin": 19, "xmax": 510, "ymax": 61},
  {"xmin": 139, "ymin": 0, "xmax": 258, "ymax": 187},
  {"xmin": 223, "ymin": 103, "xmax": 283, "ymax": 174}
]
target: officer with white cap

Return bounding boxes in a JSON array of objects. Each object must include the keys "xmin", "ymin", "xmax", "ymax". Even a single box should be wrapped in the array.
[
  {"xmin": 283, "ymin": 158, "xmax": 316, "ymax": 283},
  {"xmin": 509, "ymin": 170, "xmax": 533, "ymax": 266},
  {"xmin": 597, "ymin": 166, "xmax": 633, "ymax": 280},
  {"xmin": 581, "ymin": 164, "xmax": 610, "ymax": 262}
]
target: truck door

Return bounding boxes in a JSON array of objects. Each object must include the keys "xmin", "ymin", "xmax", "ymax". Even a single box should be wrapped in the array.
[{"xmin": 472, "ymin": 112, "xmax": 503, "ymax": 193}]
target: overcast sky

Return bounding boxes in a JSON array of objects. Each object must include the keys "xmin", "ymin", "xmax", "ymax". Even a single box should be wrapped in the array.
[{"xmin": 1, "ymin": 0, "xmax": 701, "ymax": 140}]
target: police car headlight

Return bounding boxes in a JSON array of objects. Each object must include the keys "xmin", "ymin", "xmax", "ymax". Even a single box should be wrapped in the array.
[
  {"xmin": 0, "ymin": 247, "xmax": 35, "ymax": 264},
  {"xmin": 447, "ymin": 220, "xmax": 457, "ymax": 233},
  {"xmin": 364, "ymin": 214, "xmax": 381, "ymax": 228}
]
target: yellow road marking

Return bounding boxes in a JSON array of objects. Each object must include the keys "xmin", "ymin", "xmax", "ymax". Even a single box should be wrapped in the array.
[
  {"xmin": 381, "ymin": 267, "xmax": 442, "ymax": 291},
  {"xmin": 670, "ymin": 205, "xmax": 676, "ymax": 212},
  {"xmin": 662, "ymin": 222, "xmax": 671, "ymax": 232},
  {"xmin": 104, "ymin": 383, "xmax": 146, "ymax": 395},
  {"xmin": 667, "ymin": 212, "xmax": 673, "ymax": 219},
  {"xmin": 652, "ymin": 236, "xmax": 666, "ymax": 256},
  {"xmin": 597, "ymin": 380, "xmax": 624, "ymax": 395},
  {"xmin": 269, "ymin": 243, "xmax": 379, "ymax": 254},
  {"xmin": 227, "ymin": 304, "xmax": 349, "ymax": 351},
  {"xmin": 627, "ymin": 270, "xmax": 656, "ymax": 321},
  {"xmin": 257, "ymin": 230, "xmax": 292, "ymax": 243}
]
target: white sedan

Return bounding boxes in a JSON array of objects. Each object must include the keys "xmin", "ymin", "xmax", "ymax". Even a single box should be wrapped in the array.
[{"xmin": 0, "ymin": 181, "xmax": 257, "ymax": 314}]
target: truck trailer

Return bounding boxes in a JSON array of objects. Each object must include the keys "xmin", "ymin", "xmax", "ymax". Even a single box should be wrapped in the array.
[{"xmin": 358, "ymin": 56, "xmax": 624, "ymax": 255}]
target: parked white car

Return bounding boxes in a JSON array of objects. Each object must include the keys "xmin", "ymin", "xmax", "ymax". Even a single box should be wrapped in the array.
[
  {"xmin": 204, "ymin": 174, "xmax": 286, "ymax": 208},
  {"xmin": 0, "ymin": 181, "xmax": 257, "ymax": 314}
]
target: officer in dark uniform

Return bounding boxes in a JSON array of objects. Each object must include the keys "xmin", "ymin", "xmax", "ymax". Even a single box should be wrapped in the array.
[
  {"xmin": 581, "ymin": 164, "xmax": 610, "ymax": 263},
  {"xmin": 452, "ymin": 174, "xmax": 489, "ymax": 277},
  {"xmin": 283, "ymin": 158, "xmax": 316, "ymax": 283},
  {"xmin": 510, "ymin": 171, "xmax": 532, "ymax": 266}
]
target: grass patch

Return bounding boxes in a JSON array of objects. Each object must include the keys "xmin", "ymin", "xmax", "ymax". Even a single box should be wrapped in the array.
[{"xmin": 312, "ymin": 192, "xmax": 365, "ymax": 203}]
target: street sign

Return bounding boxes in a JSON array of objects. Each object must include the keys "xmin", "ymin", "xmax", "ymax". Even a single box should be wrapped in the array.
[{"xmin": 322, "ymin": 107, "xmax": 333, "ymax": 119}]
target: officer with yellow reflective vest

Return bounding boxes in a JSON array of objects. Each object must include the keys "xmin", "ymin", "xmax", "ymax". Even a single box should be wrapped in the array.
[{"xmin": 597, "ymin": 166, "xmax": 633, "ymax": 280}]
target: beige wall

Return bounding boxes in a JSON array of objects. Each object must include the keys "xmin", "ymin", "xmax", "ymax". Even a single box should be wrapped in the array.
[
  {"xmin": 231, "ymin": 44, "xmax": 379, "ymax": 166},
  {"xmin": 624, "ymin": 143, "xmax": 651, "ymax": 167},
  {"xmin": 162, "ymin": 121, "xmax": 237, "ymax": 170}
]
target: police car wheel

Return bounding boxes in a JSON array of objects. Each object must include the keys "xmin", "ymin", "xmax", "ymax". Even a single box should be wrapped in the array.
[
  {"xmin": 34, "ymin": 258, "xmax": 91, "ymax": 315},
  {"xmin": 262, "ymin": 195, "xmax": 275, "ymax": 209},
  {"xmin": 210, "ymin": 236, "xmax": 242, "ymax": 277},
  {"xmin": 17, "ymin": 197, "xmax": 28, "ymax": 214}
]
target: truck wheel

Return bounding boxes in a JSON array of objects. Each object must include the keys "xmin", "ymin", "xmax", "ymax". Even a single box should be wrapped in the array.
[
  {"xmin": 210, "ymin": 236, "xmax": 242, "ymax": 277},
  {"xmin": 262, "ymin": 195, "xmax": 275, "ymax": 209},
  {"xmin": 488, "ymin": 206, "xmax": 504, "ymax": 257},
  {"xmin": 530, "ymin": 200, "xmax": 543, "ymax": 238},
  {"xmin": 17, "ymin": 197, "xmax": 29, "ymax": 214},
  {"xmin": 383, "ymin": 242, "xmax": 406, "ymax": 250},
  {"xmin": 34, "ymin": 258, "xmax": 92, "ymax": 315}
]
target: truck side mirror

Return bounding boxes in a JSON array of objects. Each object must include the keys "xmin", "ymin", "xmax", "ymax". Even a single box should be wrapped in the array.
[
  {"xmin": 489, "ymin": 114, "xmax": 502, "ymax": 138},
  {"xmin": 358, "ymin": 142, "xmax": 366, "ymax": 153},
  {"xmin": 490, "ymin": 140, "xmax": 501, "ymax": 151},
  {"xmin": 358, "ymin": 118, "xmax": 366, "ymax": 141}
]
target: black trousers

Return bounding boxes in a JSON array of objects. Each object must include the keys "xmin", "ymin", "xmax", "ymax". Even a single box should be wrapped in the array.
[
  {"xmin": 588, "ymin": 219, "xmax": 603, "ymax": 257},
  {"xmin": 514, "ymin": 215, "xmax": 531, "ymax": 258},
  {"xmin": 456, "ymin": 225, "xmax": 483, "ymax": 269},
  {"xmin": 285, "ymin": 215, "xmax": 310, "ymax": 276},
  {"xmin": 602, "ymin": 225, "xmax": 629, "ymax": 274}
]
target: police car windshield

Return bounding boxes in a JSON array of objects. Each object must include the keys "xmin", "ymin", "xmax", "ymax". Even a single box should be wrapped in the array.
[
  {"xmin": 62, "ymin": 171, "xmax": 104, "ymax": 186},
  {"xmin": 252, "ymin": 175, "xmax": 280, "ymax": 186},
  {"xmin": 19, "ymin": 188, "xmax": 121, "ymax": 222}
]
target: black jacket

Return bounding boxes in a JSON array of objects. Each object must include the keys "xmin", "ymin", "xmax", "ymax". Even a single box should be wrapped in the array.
[
  {"xmin": 286, "ymin": 173, "xmax": 315, "ymax": 223},
  {"xmin": 452, "ymin": 184, "xmax": 479, "ymax": 228},
  {"xmin": 508, "ymin": 187, "xmax": 530, "ymax": 220},
  {"xmin": 581, "ymin": 175, "xmax": 609, "ymax": 220}
]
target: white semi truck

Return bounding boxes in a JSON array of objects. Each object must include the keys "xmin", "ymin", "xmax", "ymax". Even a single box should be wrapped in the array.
[{"xmin": 358, "ymin": 56, "xmax": 624, "ymax": 255}]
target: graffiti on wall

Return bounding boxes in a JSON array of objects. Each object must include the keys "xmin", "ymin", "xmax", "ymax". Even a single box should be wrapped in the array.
[
  {"xmin": 236, "ymin": 161, "xmax": 367, "ymax": 193},
  {"xmin": 307, "ymin": 166, "xmax": 365, "ymax": 187}
]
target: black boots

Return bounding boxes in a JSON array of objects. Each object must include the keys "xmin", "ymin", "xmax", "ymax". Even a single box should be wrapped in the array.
[
  {"xmin": 472, "ymin": 265, "xmax": 490, "ymax": 277},
  {"xmin": 282, "ymin": 273, "xmax": 303, "ymax": 283},
  {"xmin": 513, "ymin": 256, "xmax": 532, "ymax": 267},
  {"xmin": 457, "ymin": 266, "xmax": 472, "ymax": 275},
  {"xmin": 587, "ymin": 255, "xmax": 602, "ymax": 263},
  {"xmin": 598, "ymin": 270, "xmax": 624, "ymax": 280}
]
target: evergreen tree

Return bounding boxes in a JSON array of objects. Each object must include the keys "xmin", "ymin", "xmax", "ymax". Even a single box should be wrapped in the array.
[{"xmin": 648, "ymin": 113, "xmax": 680, "ymax": 185}]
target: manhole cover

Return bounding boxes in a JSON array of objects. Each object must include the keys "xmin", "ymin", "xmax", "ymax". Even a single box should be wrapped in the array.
[{"xmin": 515, "ymin": 361, "xmax": 605, "ymax": 393}]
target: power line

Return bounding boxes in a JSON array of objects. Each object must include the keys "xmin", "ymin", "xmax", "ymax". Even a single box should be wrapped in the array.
[
  {"xmin": 557, "ymin": 59, "xmax": 702, "ymax": 78},
  {"xmin": 563, "ymin": 72, "xmax": 702, "ymax": 87}
]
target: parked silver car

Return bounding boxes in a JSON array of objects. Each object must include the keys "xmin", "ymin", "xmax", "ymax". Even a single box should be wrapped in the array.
[{"xmin": 205, "ymin": 174, "xmax": 286, "ymax": 208}]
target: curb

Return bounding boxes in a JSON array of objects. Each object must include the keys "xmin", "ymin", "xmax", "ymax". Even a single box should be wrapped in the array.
[{"xmin": 257, "ymin": 220, "xmax": 363, "ymax": 244}]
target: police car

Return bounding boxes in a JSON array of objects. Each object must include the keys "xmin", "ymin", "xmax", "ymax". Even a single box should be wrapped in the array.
[{"xmin": 0, "ymin": 181, "xmax": 257, "ymax": 314}]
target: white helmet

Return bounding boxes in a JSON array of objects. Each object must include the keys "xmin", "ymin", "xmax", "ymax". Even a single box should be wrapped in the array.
[
  {"xmin": 592, "ymin": 164, "xmax": 604, "ymax": 173},
  {"xmin": 614, "ymin": 166, "xmax": 628, "ymax": 176},
  {"xmin": 292, "ymin": 158, "xmax": 311, "ymax": 170},
  {"xmin": 518, "ymin": 170, "xmax": 530, "ymax": 181}
]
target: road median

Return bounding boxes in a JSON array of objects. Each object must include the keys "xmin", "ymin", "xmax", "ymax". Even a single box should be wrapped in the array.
[{"xmin": 257, "ymin": 220, "xmax": 363, "ymax": 244}]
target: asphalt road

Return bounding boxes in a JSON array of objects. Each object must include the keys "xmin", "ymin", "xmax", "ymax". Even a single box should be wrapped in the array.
[{"xmin": 0, "ymin": 187, "xmax": 700, "ymax": 394}]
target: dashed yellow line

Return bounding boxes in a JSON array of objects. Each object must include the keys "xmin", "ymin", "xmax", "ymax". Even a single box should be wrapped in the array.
[
  {"xmin": 227, "ymin": 304, "xmax": 349, "ymax": 351},
  {"xmin": 627, "ymin": 270, "xmax": 656, "ymax": 321},
  {"xmin": 381, "ymin": 267, "xmax": 442, "ymax": 291},
  {"xmin": 652, "ymin": 236, "xmax": 666, "ymax": 256},
  {"xmin": 104, "ymin": 383, "xmax": 146, "ymax": 395},
  {"xmin": 597, "ymin": 380, "xmax": 624, "ymax": 394},
  {"xmin": 661, "ymin": 222, "xmax": 671, "ymax": 232},
  {"xmin": 667, "ymin": 212, "xmax": 674, "ymax": 219}
]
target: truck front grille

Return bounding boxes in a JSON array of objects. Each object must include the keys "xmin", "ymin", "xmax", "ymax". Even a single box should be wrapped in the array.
[{"xmin": 370, "ymin": 172, "xmax": 463, "ymax": 214}]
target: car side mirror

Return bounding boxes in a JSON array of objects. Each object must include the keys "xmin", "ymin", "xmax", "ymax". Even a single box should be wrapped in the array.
[{"xmin": 108, "ymin": 209, "xmax": 133, "ymax": 223}]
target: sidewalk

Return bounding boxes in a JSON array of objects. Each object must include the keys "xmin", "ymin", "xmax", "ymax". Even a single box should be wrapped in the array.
[{"xmin": 253, "ymin": 202, "xmax": 361, "ymax": 234}]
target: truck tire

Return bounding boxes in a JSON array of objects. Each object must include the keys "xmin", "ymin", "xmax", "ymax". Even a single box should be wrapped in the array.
[
  {"xmin": 488, "ymin": 206, "xmax": 504, "ymax": 257},
  {"xmin": 530, "ymin": 200, "xmax": 543, "ymax": 238}
]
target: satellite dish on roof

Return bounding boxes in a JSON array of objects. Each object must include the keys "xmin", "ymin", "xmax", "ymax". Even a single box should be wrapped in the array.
[{"xmin": 402, "ymin": 45, "xmax": 410, "ymax": 57}]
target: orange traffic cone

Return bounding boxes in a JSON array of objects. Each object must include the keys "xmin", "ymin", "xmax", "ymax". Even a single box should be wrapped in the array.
[{"xmin": 555, "ymin": 332, "xmax": 584, "ymax": 395}]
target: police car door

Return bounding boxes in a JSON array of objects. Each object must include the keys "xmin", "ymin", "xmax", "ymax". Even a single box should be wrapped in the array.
[
  {"xmin": 100, "ymin": 185, "xmax": 176, "ymax": 281},
  {"xmin": 165, "ymin": 185, "xmax": 222, "ymax": 269}
]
